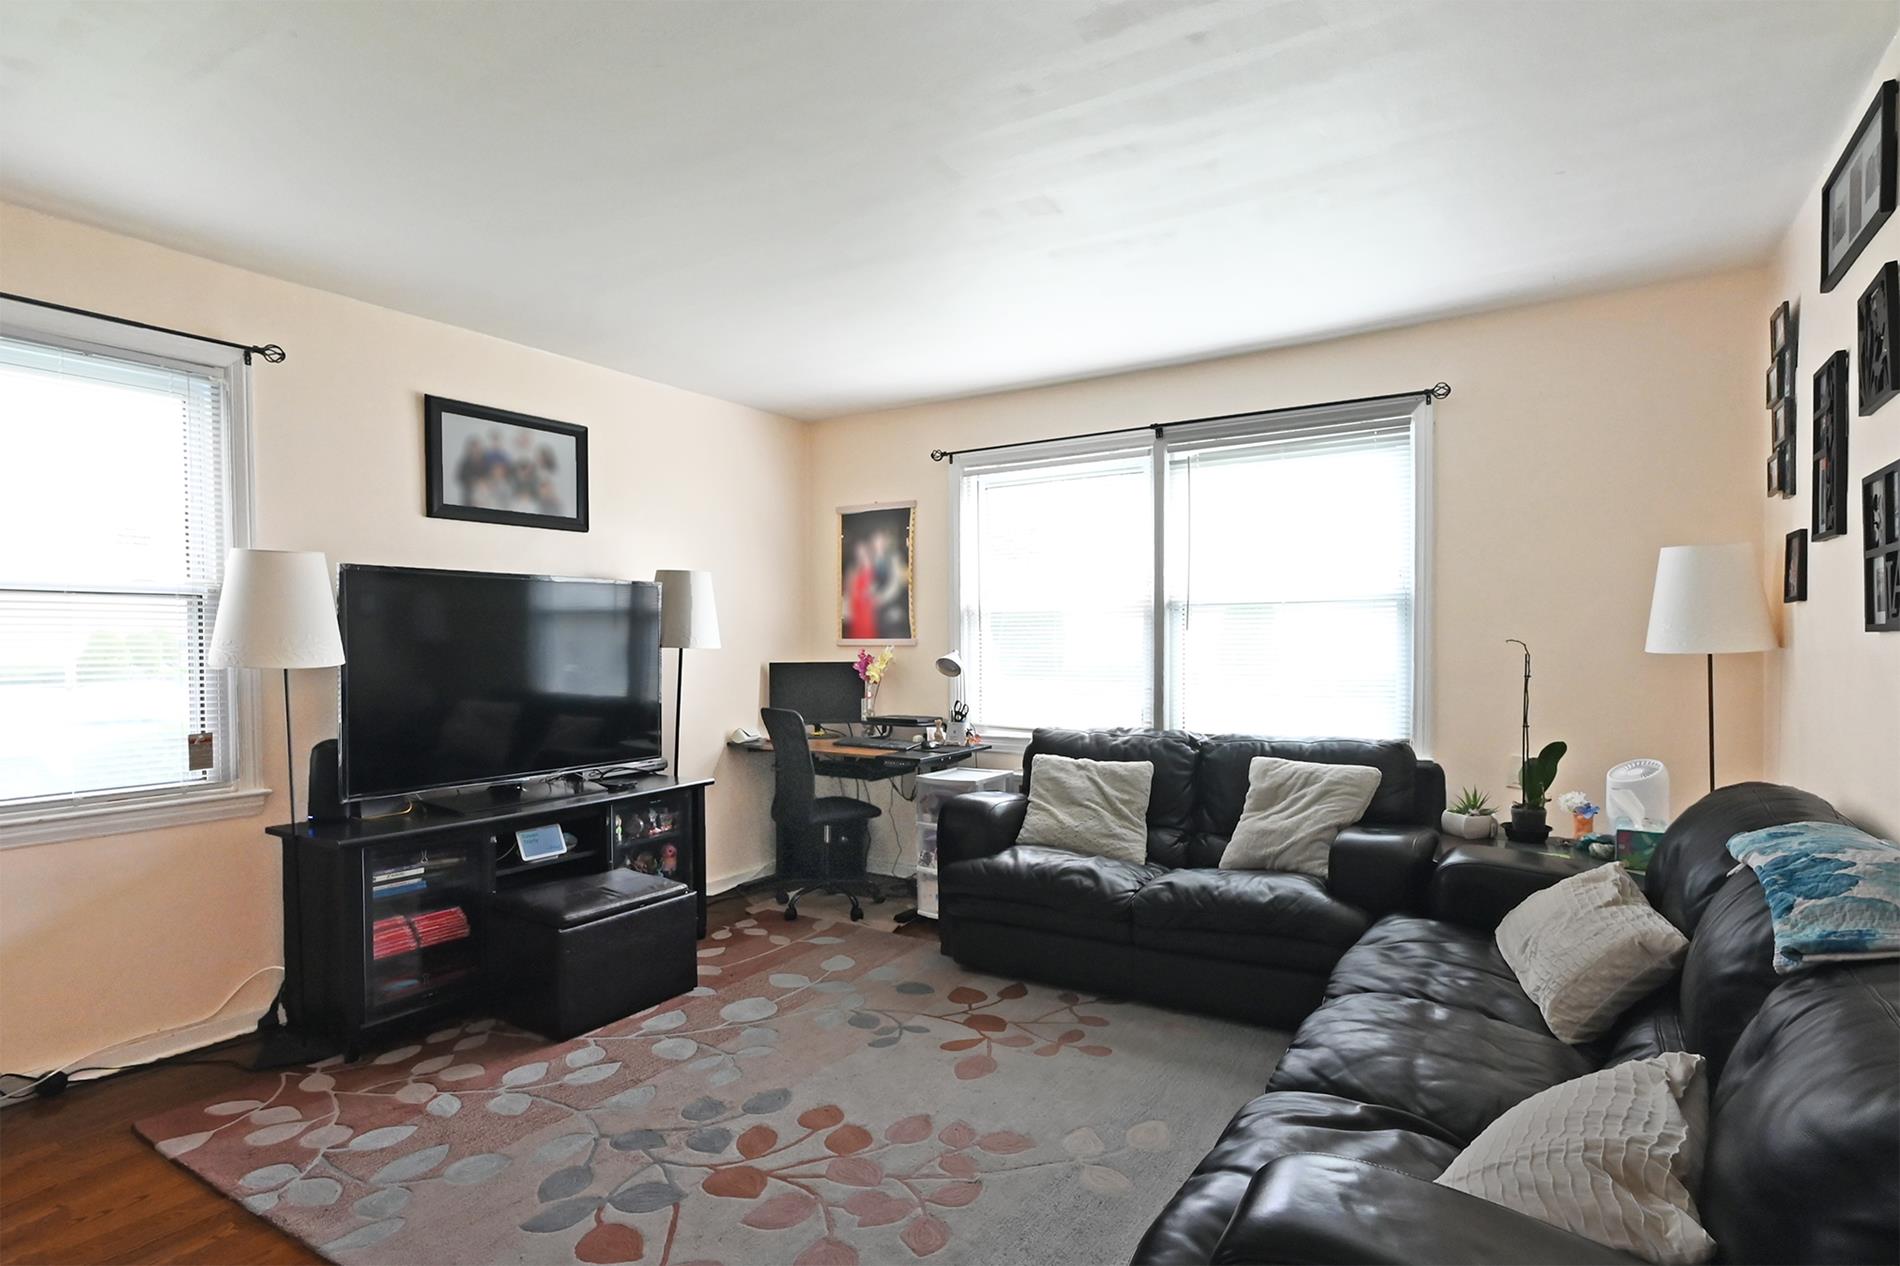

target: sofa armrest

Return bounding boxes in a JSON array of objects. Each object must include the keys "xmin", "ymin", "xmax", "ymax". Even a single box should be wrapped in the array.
[
  {"xmin": 1412, "ymin": 759, "xmax": 1448, "ymax": 822},
  {"xmin": 1429, "ymin": 845, "xmax": 1595, "ymax": 931},
  {"xmin": 1328, "ymin": 826, "xmax": 1437, "ymax": 917},
  {"xmin": 937, "ymin": 791, "xmax": 1028, "ymax": 867},
  {"xmin": 1211, "ymin": 1155, "xmax": 1639, "ymax": 1266}
]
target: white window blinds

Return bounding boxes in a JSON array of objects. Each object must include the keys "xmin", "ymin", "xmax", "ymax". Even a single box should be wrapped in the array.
[
  {"xmin": 1164, "ymin": 410, "xmax": 1415, "ymax": 739},
  {"xmin": 0, "ymin": 333, "xmax": 237, "ymax": 806},
  {"xmin": 951, "ymin": 398, "xmax": 1428, "ymax": 744},
  {"xmin": 955, "ymin": 442, "xmax": 1154, "ymax": 732}
]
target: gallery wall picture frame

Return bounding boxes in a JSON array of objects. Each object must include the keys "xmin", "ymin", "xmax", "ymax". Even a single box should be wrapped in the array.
[
  {"xmin": 424, "ymin": 396, "xmax": 590, "ymax": 532},
  {"xmin": 1812, "ymin": 352, "xmax": 1850, "ymax": 541},
  {"xmin": 1822, "ymin": 79, "xmax": 1896, "ymax": 293},
  {"xmin": 1784, "ymin": 529, "xmax": 1808, "ymax": 603},
  {"xmin": 1770, "ymin": 300, "xmax": 1794, "ymax": 353},
  {"xmin": 1865, "ymin": 458, "xmax": 1900, "ymax": 633},
  {"xmin": 836, "ymin": 501, "xmax": 917, "ymax": 645},
  {"xmin": 1859, "ymin": 260, "xmax": 1898, "ymax": 416}
]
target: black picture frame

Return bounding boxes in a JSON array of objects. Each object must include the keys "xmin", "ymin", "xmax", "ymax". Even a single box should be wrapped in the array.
[
  {"xmin": 1865, "ymin": 458, "xmax": 1900, "ymax": 630},
  {"xmin": 1822, "ymin": 80, "xmax": 1896, "ymax": 293},
  {"xmin": 1770, "ymin": 301, "xmax": 1793, "ymax": 353},
  {"xmin": 1812, "ymin": 352, "xmax": 1850, "ymax": 540},
  {"xmin": 423, "ymin": 395, "xmax": 589, "ymax": 533},
  {"xmin": 1784, "ymin": 529, "xmax": 1807, "ymax": 603},
  {"xmin": 1859, "ymin": 260, "xmax": 1898, "ymax": 416}
]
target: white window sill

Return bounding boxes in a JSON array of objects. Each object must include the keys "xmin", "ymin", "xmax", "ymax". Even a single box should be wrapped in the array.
[{"xmin": 0, "ymin": 785, "xmax": 273, "ymax": 849}]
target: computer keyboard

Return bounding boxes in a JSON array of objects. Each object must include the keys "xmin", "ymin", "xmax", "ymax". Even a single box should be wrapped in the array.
[{"xmin": 850, "ymin": 736, "xmax": 921, "ymax": 751}]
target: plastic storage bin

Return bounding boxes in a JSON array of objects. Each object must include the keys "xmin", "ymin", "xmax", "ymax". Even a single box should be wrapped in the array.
[{"xmin": 913, "ymin": 767, "xmax": 1014, "ymax": 919}]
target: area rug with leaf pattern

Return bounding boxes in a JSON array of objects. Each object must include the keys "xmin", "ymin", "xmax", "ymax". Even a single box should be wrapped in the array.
[{"xmin": 137, "ymin": 920, "xmax": 1287, "ymax": 1265}]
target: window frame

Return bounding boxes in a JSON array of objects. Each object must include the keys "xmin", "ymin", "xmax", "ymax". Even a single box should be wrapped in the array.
[
  {"xmin": 948, "ymin": 398, "xmax": 1434, "ymax": 754},
  {"xmin": 0, "ymin": 300, "xmax": 265, "ymax": 848}
]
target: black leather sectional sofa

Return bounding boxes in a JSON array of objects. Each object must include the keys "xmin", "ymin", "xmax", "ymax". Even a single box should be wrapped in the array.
[
  {"xmin": 937, "ymin": 728, "xmax": 1446, "ymax": 1026},
  {"xmin": 937, "ymin": 732, "xmax": 1899, "ymax": 1264}
]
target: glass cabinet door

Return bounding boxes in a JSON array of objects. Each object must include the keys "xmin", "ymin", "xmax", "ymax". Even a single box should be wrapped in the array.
[{"xmin": 363, "ymin": 839, "xmax": 483, "ymax": 1021}]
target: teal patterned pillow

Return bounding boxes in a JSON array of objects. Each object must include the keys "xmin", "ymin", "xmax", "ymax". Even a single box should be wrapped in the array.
[{"xmin": 1727, "ymin": 821, "xmax": 1900, "ymax": 973}]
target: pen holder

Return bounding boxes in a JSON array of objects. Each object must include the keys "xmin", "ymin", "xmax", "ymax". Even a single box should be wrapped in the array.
[{"xmin": 946, "ymin": 720, "xmax": 967, "ymax": 744}]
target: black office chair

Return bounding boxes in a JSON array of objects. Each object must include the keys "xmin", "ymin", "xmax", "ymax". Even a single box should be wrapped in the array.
[{"xmin": 760, "ymin": 707, "xmax": 882, "ymax": 921}]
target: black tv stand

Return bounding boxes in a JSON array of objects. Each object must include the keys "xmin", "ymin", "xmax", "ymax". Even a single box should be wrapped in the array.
[{"xmin": 268, "ymin": 774, "xmax": 710, "ymax": 1056}]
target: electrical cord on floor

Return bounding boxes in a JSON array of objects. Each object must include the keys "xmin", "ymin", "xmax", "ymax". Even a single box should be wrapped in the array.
[{"xmin": 0, "ymin": 965, "xmax": 283, "ymax": 1103}]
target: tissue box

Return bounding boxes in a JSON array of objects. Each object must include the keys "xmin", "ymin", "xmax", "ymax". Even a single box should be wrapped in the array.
[{"xmin": 1615, "ymin": 828, "xmax": 1667, "ymax": 874}]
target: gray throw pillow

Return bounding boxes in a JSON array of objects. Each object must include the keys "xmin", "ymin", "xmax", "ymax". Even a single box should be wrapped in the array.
[
  {"xmin": 1017, "ymin": 754, "xmax": 1153, "ymax": 865},
  {"xmin": 1218, "ymin": 756, "xmax": 1382, "ymax": 878}
]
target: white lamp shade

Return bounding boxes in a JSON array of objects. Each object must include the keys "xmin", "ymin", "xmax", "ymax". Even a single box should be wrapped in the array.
[
  {"xmin": 935, "ymin": 650, "xmax": 964, "ymax": 678},
  {"xmin": 1644, "ymin": 543, "xmax": 1777, "ymax": 655},
  {"xmin": 656, "ymin": 569, "xmax": 721, "ymax": 649},
  {"xmin": 209, "ymin": 549, "xmax": 346, "ymax": 668}
]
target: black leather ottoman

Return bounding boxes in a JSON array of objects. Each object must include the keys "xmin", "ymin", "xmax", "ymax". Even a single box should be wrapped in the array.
[{"xmin": 484, "ymin": 869, "xmax": 696, "ymax": 1040}]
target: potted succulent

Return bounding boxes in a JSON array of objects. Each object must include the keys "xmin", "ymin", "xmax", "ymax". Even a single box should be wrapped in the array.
[
  {"xmin": 1507, "ymin": 741, "xmax": 1567, "ymax": 844},
  {"xmin": 1441, "ymin": 787, "xmax": 1500, "ymax": 839}
]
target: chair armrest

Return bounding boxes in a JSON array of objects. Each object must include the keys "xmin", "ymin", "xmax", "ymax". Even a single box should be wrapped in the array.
[
  {"xmin": 1429, "ymin": 845, "xmax": 1595, "ymax": 931},
  {"xmin": 937, "ymin": 791, "xmax": 1027, "ymax": 867},
  {"xmin": 1328, "ymin": 826, "xmax": 1437, "ymax": 917},
  {"xmin": 1211, "ymin": 1155, "xmax": 1640, "ymax": 1266}
]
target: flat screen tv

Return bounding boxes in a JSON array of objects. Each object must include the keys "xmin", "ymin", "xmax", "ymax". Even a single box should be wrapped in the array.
[{"xmin": 338, "ymin": 564, "xmax": 662, "ymax": 801}]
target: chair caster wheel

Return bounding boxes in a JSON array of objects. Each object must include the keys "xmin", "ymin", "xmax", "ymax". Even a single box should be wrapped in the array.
[
  {"xmin": 872, "ymin": 893, "xmax": 887, "ymax": 904},
  {"xmin": 784, "ymin": 909, "xmax": 799, "ymax": 922},
  {"xmin": 850, "ymin": 907, "xmax": 865, "ymax": 922},
  {"xmin": 774, "ymin": 891, "xmax": 789, "ymax": 904}
]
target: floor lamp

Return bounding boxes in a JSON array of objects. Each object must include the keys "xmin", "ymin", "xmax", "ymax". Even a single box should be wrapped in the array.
[
  {"xmin": 208, "ymin": 548, "xmax": 345, "ymax": 1069},
  {"xmin": 656, "ymin": 570, "xmax": 720, "ymax": 777},
  {"xmin": 1644, "ymin": 543, "xmax": 1776, "ymax": 792}
]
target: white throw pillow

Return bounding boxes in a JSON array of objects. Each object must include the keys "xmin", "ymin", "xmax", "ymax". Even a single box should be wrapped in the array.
[
  {"xmin": 1016, "ymin": 754, "xmax": 1153, "ymax": 865},
  {"xmin": 1435, "ymin": 1051, "xmax": 1715, "ymax": 1264},
  {"xmin": 1496, "ymin": 863, "xmax": 1688, "ymax": 1043},
  {"xmin": 1217, "ymin": 756, "xmax": 1382, "ymax": 878}
]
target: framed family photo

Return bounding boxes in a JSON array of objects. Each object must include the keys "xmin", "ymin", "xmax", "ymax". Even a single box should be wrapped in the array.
[
  {"xmin": 837, "ymin": 502, "xmax": 916, "ymax": 645},
  {"xmin": 424, "ymin": 396, "xmax": 589, "ymax": 532}
]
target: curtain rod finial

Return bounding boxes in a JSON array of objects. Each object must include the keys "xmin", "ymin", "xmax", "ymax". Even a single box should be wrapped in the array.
[
  {"xmin": 930, "ymin": 449, "xmax": 952, "ymax": 463},
  {"xmin": 1430, "ymin": 382, "xmax": 1451, "ymax": 400}
]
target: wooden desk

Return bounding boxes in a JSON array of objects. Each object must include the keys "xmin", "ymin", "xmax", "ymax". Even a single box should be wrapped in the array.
[{"xmin": 731, "ymin": 736, "xmax": 991, "ymax": 780}]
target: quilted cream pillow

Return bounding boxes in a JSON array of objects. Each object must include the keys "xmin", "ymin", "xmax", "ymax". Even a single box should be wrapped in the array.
[
  {"xmin": 1435, "ymin": 1051, "xmax": 1715, "ymax": 1264},
  {"xmin": 1017, "ymin": 754, "xmax": 1153, "ymax": 865},
  {"xmin": 1496, "ymin": 863, "xmax": 1687, "ymax": 1043}
]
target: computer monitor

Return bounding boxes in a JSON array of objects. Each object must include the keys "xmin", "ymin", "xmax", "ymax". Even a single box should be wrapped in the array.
[{"xmin": 768, "ymin": 661, "xmax": 865, "ymax": 728}]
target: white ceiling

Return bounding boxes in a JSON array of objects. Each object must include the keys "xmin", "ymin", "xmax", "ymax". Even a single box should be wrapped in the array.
[{"xmin": 0, "ymin": 1, "xmax": 1892, "ymax": 418}]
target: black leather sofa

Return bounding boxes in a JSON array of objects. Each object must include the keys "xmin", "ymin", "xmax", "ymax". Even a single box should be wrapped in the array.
[
  {"xmin": 937, "ymin": 728, "xmax": 1446, "ymax": 1027},
  {"xmin": 1129, "ymin": 781, "xmax": 1900, "ymax": 1265}
]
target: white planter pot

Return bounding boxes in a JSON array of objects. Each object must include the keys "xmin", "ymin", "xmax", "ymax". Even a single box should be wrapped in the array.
[{"xmin": 1440, "ymin": 811, "xmax": 1498, "ymax": 840}]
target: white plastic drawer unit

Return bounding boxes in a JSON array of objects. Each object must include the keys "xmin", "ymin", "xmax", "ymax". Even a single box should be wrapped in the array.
[{"xmin": 911, "ymin": 767, "xmax": 1013, "ymax": 920}]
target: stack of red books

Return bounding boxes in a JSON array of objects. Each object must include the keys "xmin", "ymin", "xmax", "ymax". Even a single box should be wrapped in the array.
[
  {"xmin": 371, "ymin": 915, "xmax": 419, "ymax": 960},
  {"xmin": 410, "ymin": 906, "xmax": 471, "ymax": 948}
]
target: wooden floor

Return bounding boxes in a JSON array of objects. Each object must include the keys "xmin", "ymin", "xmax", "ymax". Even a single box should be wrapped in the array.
[{"xmin": 0, "ymin": 889, "xmax": 933, "ymax": 1266}]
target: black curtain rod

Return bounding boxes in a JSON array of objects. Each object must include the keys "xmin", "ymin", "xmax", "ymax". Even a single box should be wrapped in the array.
[
  {"xmin": 928, "ymin": 381, "xmax": 1449, "ymax": 463},
  {"xmin": 0, "ymin": 291, "xmax": 286, "ymax": 365}
]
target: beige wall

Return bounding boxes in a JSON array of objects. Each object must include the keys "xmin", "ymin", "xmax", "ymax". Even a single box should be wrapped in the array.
[
  {"xmin": 1760, "ymin": 33, "xmax": 1900, "ymax": 835},
  {"xmin": 805, "ymin": 270, "xmax": 1771, "ymax": 820},
  {"xmin": 0, "ymin": 203, "xmax": 806, "ymax": 1075}
]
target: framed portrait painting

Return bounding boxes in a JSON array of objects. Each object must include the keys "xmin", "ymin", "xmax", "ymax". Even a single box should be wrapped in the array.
[
  {"xmin": 837, "ymin": 502, "xmax": 916, "ymax": 645},
  {"xmin": 424, "ymin": 395, "xmax": 589, "ymax": 532}
]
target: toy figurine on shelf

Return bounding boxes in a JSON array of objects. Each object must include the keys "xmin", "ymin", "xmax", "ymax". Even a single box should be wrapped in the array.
[{"xmin": 660, "ymin": 842, "xmax": 680, "ymax": 877}]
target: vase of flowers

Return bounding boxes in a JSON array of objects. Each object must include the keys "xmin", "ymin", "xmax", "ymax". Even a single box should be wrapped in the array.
[
  {"xmin": 854, "ymin": 646, "xmax": 894, "ymax": 719},
  {"xmin": 1556, "ymin": 791, "xmax": 1599, "ymax": 840}
]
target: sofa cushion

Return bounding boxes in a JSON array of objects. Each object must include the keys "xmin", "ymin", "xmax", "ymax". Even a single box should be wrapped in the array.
[
  {"xmin": 1129, "ymin": 868, "xmax": 1368, "ymax": 968},
  {"xmin": 1324, "ymin": 915, "xmax": 1550, "ymax": 1032},
  {"xmin": 938, "ymin": 844, "xmax": 1163, "ymax": 943},
  {"xmin": 1131, "ymin": 1091, "xmax": 1460, "ymax": 1266},
  {"xmin": 1024, "ymin": 728, "xmax": 1200, "ymax": 866},
  {"xmin": 1703, "ymin": 961, "xmax": 1899, "ymax": 1266},
  {"xmin": 1218, "ymin": 756, "xmax": 1383, "ymax": 877},
  {"xmin": 1269, "ymin": 992, "xmax": 1594, "ymax": 1145},
  {"xmin": 1017, "ymin": 753, "xmax": 1152, "ymax": 864},
  {"xmin": 1496, "ymin": 864, "xmax": 1688, "ymax": 1043},
  {"xmin": 1197, "ymin": 737, "xmax": 1421, "ymax": 846}
]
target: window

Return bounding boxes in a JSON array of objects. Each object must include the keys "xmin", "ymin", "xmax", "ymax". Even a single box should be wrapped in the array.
[
  {"xmin": 954, "ymin": 442, "xmax": 1154, "ymax": 732},
  {"xmin": 952, "ymin": 398, "xmax": 1429, "ymax": 746},
  {"xmin": 0, "ymin": 306, "xmax": 259, "ymax": 843}
]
